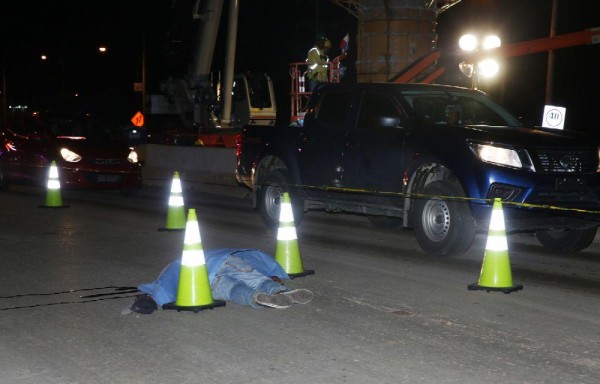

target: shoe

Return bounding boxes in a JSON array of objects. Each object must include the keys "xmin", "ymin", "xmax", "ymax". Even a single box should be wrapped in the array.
[
  {"xmin": 254, "ymin": 292, "xmax": 293, "ymax": 309},
  {"xmin": 121, "ymin": 294, "xmax": 158, "ymax": 315},
  {"xmin": 278, "ymin": 289, "xmax": 314, "ymax": 304}
]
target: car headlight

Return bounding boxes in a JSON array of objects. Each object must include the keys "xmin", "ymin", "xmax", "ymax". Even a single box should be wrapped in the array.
[
  {"xmin": 468, "ymin": 141, "xmax": 532, "ymax": 170},
  {"xmin": 60, "ymin": 148, "xmax": 82, "ymax": 162},
  {"xmin": 127, "ymin": 149, "xmax": 139, "ymax": 164}
]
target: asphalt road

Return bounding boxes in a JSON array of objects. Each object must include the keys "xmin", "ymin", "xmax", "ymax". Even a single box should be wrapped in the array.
[{"xmin": 1, "ymin": 183, "xmax": 599, "ymax": 384}]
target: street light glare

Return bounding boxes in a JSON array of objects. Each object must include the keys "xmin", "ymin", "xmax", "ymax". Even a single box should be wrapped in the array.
[
  {"xmin": 98, "ymin": 46, "xmax": 107, "ymax": 53},
  {"xmin": 482, "ymin": 35, "xmax": 501, "ymax": 50},
  {"xmin": 459, "ymin": 34, "xmax": 478, "ymax": 51}
]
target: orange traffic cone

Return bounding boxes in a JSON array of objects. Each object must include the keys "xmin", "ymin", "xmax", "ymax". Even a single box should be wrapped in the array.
[
  {"xmin": 163, "ymin": 208, "xmax": 225, "ymax": 312},
  {"xmin": 275, "ymin": 192, "xmax": 314, "ymax": 278},
  {"xmin": 40, "ymin": 161, "xmax": 69, "ymax": 208},
  {"xmin": 158, "ymin": 171, "xmax": 185, "ymax": 231},
  {"xmin": 468, "ymin": 198, "xmax": 523, "ymax": 294}
]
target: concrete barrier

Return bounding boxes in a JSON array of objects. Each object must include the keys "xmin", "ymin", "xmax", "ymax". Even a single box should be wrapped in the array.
[
  {"xmin": 137, "ymin": 144, "xmax": 249, "ymax": 198},
  {"xmin": 138, "ymin": 144, "xmax": 236, "ymax": 174}
]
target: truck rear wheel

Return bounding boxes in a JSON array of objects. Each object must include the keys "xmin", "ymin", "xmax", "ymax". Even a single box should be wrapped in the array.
[
  {"xmin": 257, "ymin": 170, "xmax": 304, "ymax": 229},
  {"xmin": 414, "ymin": 180, "xmax": 475, "ymax": 257},
  {"xmin": 535, "ymin": 227, "xmax": 597, "ymax": 253}
]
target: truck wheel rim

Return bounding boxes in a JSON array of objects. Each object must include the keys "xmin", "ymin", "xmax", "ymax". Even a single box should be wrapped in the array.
[
  {"xmin": 265, "ymin": 185, "xmax": 282, "ymax": 220},
  {"xmin": 422, "ymin": 198, "xmax": 450, "ymax": 241}
]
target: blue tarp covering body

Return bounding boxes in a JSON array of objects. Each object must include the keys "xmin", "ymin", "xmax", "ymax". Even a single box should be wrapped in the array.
[{"xmin": 138, "ymin": 248, "xmax": 289, "ymax": 306}]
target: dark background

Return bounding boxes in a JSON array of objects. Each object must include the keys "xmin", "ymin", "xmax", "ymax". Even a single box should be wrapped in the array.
[{"xmin": 2, "ymin": 0, "xmax": 598, "ymax": 135}]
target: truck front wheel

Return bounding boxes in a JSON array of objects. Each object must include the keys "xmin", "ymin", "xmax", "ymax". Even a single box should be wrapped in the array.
[
  {"xmin": 535, "ymin": 227, "xmax": 597, "ymax": 253},
  {"xmin": 257, "ymin": 170, "xmax": 304, "ymax": 229},
  {"xmin": 414, "ymin": 180, "xmax": 475, "ymax": 257}
]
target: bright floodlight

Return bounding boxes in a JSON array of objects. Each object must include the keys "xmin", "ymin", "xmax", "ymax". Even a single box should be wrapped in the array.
[
  {"xmin": 478, "ymin": 59, "xmax": 500, "ymax": 77},
  {"xmin": 98, "ymin": 46, "xmax": 107, "ymax": 53},
  {"xmin": 482, "ymin": 35, "xmax": 501, "ymax": 50},
  {"xmin": 459, "ymin": 34, "xmax": 478, "ymax": 51}
]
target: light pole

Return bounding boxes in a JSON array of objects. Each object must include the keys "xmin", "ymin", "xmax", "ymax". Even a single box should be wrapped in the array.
[{"xmin": 458, "ymin": 33, "xmax": 501, "ymax": 90}]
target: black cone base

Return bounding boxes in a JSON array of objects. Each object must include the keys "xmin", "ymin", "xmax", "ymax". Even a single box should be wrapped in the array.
[
  {"xmin": 468, "ymin": 283, "xmax": 523, "ymax": 294},
  {"xmin": 39, "ymin": 205, "xmax": 70, "ymax": 208},
  {"xmin": 162, "ymin": 300, "xmax": 226, "ymax": 313},
  {"xmin": 289, "ymin": 269, "xmax": 315, "ymax": 279}
]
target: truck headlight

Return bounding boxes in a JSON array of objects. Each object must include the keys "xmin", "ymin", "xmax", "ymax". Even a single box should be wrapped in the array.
[
  {"xmin": 60, "ymin": 148, "xmax": 82, "ymax": 162},
  {"xmin": 468, "ymin": 142, "xmax": 530, "ymax": 170}
]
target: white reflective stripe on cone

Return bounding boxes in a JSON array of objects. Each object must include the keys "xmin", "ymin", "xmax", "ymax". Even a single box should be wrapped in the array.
[
  {"xmin": 181, "ymin": 249, "xmax": 205, "ymax": 266},
  {"xmin": 181, "ymin": 217, "xmax": 205, "ymax": 266},
  {"xmin": 485, "ymin": 233, "xmax": 508, "ymax": 252},
  {"xmin": 277, "ymin": 225, "xmax": 297, "ymax": 241},
  {"xmin": 47, "ymin": 180, "xmax": 60, "ymax": 190},
  {"xmin": 489, "ymin": 206, "xmax": 506, "ymax": 231},
  {"xmin": 279, "ymin": 203, "xmax": 295, "ymax": 223},
  {"xmin": 169, "ymin": 195, "xmax": 184, "ymax": 206},
  {"xmin": 171, "ymin": 177, "xmax": 182, "ymax": 193}
]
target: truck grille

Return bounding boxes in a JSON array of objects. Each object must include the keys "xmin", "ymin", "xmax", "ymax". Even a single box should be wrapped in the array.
[{"xmin": 534, "ymin": 149, "xmax": 597, "ymax": 173}]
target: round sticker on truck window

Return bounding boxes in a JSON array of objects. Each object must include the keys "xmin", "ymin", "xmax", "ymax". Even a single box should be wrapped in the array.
[{"xmin": 542, "ymin": 105, "xmax": 566, "ymax": 130}]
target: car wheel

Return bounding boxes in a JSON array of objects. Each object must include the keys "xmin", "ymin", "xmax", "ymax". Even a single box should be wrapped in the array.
[
  {"xmin": 535, "ymin": 227, "xmax": 597, "ymax": 253},
  {"xmin": 257, "ymin": 169, "xmax": 304, "ymax": 229},
  {"xmin": 414, "ymin": 180, "xmax": 475, "ymax": 257}
]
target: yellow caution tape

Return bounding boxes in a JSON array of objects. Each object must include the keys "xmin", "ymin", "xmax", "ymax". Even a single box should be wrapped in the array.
[{"xmin": 257, "ymin": 181, "xmax": 600, "ymax": 215}]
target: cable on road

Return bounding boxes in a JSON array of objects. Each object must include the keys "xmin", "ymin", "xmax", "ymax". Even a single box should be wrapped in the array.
[
  {"xmin": 0, "ymin": 293, "xmax": 140, "ymax": 311},
  {"xmin": 0, "ymin": 286, "xmax": 140, "ymax": 311},
  {"xmin": 0, "ymin": 286, "xmax": 138, "ymax": 299}
]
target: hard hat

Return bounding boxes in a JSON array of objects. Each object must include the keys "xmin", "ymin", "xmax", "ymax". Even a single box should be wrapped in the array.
[{"xmin": 324, "ymin": 39, "xmax": 332, "ymax": 48}]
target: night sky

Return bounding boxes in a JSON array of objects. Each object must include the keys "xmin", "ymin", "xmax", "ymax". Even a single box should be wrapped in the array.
[{"xmin": 2, "ymin": 0, "xmax": 599, "ymax": 134}]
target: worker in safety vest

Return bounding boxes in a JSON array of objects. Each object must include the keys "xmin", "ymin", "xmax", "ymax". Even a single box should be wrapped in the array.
[{"xmin": 305, "ymin": 34, "xmax": 331, "ymax": 92}]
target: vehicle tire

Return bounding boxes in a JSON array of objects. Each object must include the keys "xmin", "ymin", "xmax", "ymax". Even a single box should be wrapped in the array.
[
  {"xmin": 257, "ymin": 169, "xmax": 304, "ymax": 229},
  {"xmin": 414, "ymin": 180, "xmax": 475, "ymax": 257},
  {"xmin": 367, "ymin": 215, "xmax": 402, "ymax": 228},
  {"xmin": 535, "ymin": 227, "xmax": 597, "ymax": 253}
]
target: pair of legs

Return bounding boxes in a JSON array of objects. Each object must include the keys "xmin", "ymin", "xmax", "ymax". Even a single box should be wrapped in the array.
[{"xmin": 210, "ymin": 255, "xmax": 292, "ymax": 308}]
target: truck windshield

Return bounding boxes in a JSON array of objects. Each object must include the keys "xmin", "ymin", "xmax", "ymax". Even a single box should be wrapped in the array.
[{"xmin": 400, "ymin": 90, "xmax": 523, "ymax": 127}]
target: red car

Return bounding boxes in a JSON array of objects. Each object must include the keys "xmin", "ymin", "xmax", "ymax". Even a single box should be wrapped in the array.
[{"xmin": 0, "ymin": 111, "xmax": 142, "ymax": 194}]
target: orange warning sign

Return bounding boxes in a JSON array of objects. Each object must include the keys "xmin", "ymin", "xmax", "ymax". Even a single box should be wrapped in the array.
[{"xmin": 131, "ymin": 111, "xmax": 144, "ymax": 127}]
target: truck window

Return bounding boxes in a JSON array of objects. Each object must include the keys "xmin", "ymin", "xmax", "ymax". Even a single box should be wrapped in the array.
[
  {"xmin": 246, "ymin": 73, "xmax": 272, "ymax": 109},
  {"xmin": 400, "ymin": 90, "xmax": 522, "ymax": 127},
  {"xmin": 314, "ymin": 90, "xmax": 354, "ymax": 128},
  {"xmin": 357, "ymin": 91, "xmax": 402, "ymax": 130}
]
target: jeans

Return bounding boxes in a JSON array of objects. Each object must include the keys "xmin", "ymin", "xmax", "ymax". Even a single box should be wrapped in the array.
[{"xmin": 210, "ymin": 255, "xmax": 287, "ymax": 308}]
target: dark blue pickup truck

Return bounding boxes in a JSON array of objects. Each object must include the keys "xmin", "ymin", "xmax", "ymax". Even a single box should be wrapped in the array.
[{"xmin": 236, "ymin": 83, "xmax": 600, "ymax": 257}]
